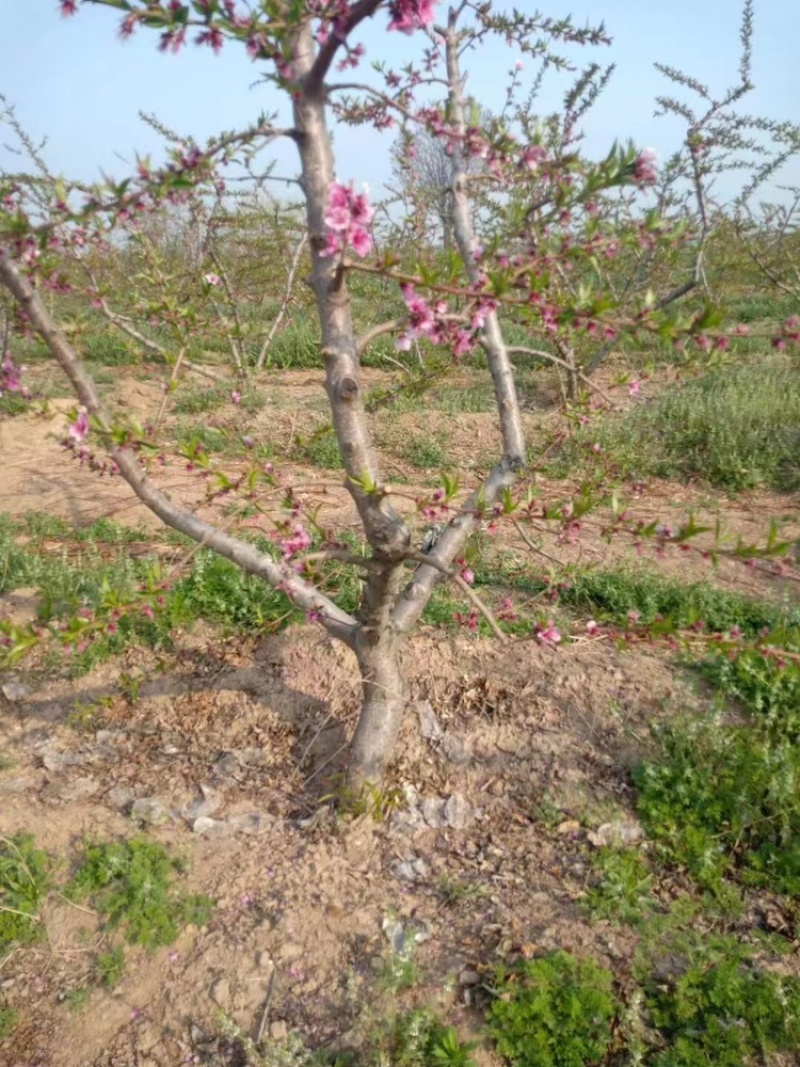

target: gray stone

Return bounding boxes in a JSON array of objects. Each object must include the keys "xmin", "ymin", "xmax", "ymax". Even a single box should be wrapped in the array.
[
  {"xmin": 226, "ymin": 812, "xmax": 273, "ymax": 836},
  {"xmin": 459, "ymin": 970, "xmax": 480, "ymax": 986},
  {"xmin": 587, "ymin": 820, "xmax": 643, "ymax": 849},
  {"xmin": 391, "ymin": 856, "xmax": 430, "ymax": 882},
  {"xmin": 420, "ymin": 796, "xmax": 447, "ymax": 829},
  {"xmin": 183, "ymin": 787, "xmax": 222, "ymax": 822},
  {"xmin": 131, "ymin": 797, "xmax": 169, "ymax": 824},
  {"xmin": 192, "ymin": 816, "xmax": 228, "ymax": 836},
  {"xmin": 42, "ymin": 748, "xmax": 82, "ymax": 772},
  {"xmin": 442, "ymin": 732, "xmax": 471, "ymax": 764},
  {"xmin": 0, "ymin": 776, "xmax": 33, "ymax": 793},
  {"xmin": 58, "ymin": 776, "xmax": 100, "ymax": 802},
  {"xmin": 388, "ymin": 807, "xmax": 424, "ymax": 837},
  {"xmin": 2, "ymin": 682, "xmax": 31, "ymax": 703},
  {"xmin": 232, "ymin": 747, "xmax": 265, "ymax": 766},
  {"xmin": 415, "ymin": 700, "xmax": 443, "ymax": 742},
  {"xmin": 211, "ymin": 752, "xmax": 241, "ymax": 781},
  {"xmin": 107, "ymin": 785, "xmax": 135, "ymax": 810},
  {"xmin": 444, "ymin": 793, "xmax": 473, "ymax": 829}
]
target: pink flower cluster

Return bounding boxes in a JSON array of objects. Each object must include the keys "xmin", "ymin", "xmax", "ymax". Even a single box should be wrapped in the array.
[
  {"xmin": 397, "ymin": 285, "xmax": 448, "ymax": 350},
  {"xmin": 280, "ymin": 524, "xmax": 312, "ymax": 560},
  {"xmin": 388, "ymin": 0, "xmax": 438, "ymax": 34},
  {"xmin": 633, "ymin": 149, "xmax": 658, "ymax": 186},
  {"xmin": 0, "ymin": 354, "xmax": 26, "ymax": 398},
  {"xmin": 68, "ymin": 407, "xmax": 89, "ymax": 443},
  {"xmin": 323, "ymin": 182, "xmax": 374, "ymax": 258}
]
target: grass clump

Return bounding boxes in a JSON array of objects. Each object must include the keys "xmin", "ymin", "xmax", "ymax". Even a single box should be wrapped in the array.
[
  {"xmin": 0, "ymin": 835, "xmax": 51, "ymax": 958},
  {"xmin": 169, "ymin": 548, "xmax": 295, "ymax": 633},
  {"xmin": 67, "ymin": 837, "xmax": 213, "ymax": 950},
  {"xmin": 487, "ymin": 951, "xmax": 616, "ymax": 1067},
  {"xmin": 634, "ymin": 719, "xmax": 800, "ymax": 895},
  {"xmin": 641, "ymin": 932, "xmax": 800, "ymax": 1066},
  {"xmin": 583, "ymin": 848, "xmax": 656, "ymax": 924},
  {"xmin": 387, "ymin": 1010, "xmax": 476, "ymax": 1067},
  {"xmin": 561, "ymin": 362, "xmax": 800, "ymax": 490}
]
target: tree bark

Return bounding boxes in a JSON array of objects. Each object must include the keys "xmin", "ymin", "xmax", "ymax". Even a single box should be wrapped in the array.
[{"xmin": 347, "ymin": 632, "xmax": 407, "ymax": 791}]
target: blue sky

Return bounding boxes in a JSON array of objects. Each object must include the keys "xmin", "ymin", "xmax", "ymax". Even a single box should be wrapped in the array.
[{"xmin": 1, "ymin": 1, "xmax": 798, "ymax": 201}]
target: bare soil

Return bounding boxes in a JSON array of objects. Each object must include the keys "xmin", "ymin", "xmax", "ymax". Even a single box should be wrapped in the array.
[{"xmin": 1, "ymin": 365, "xmax": 798, "ymax": 1066}]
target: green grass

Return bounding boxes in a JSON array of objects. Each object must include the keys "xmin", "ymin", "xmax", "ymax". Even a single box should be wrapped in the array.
[
  {"xmin": 67, "ymin": 837, "xmax": 213, "ymax": 950},
  {"xmin": 0, "ymin": 513, "xmax": 299, "ymax": 673},
  {"xmin": 83, "ymin": 333, "xmax": 137, "ymax": 366},
  {"xmin": 583, "ymin": 848, "xmax": 657, "ymax": 925},
  {"xmin": 398, "ymin": 433, "xmax": 451, "ymax": 469},
  {"xmin": 479, "ymin": 561, "xmax": 800, "ymax": 636},
  {"xmin": 296, "ymin": 427, "xmax": 344, "ymax": 469},
  {"xmin": 0, "ymin": 834, "xmax": 51, "ymax": 959},
  {"xmin": 487, "ymin": 952, "xmax": 616, "ymax": 1067},
  {"xmin": 171, "ymin": 384, "xmax": 267, "ymax": 415},
  {"xmin": 555, "ymin": 362, "xmax": 800, "ymax": 491},
  {"xmin": 638, "ymin": 930, "xmax": 800, "ymax": 1066}
]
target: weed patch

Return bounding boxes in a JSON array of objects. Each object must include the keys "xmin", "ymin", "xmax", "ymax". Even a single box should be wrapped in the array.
[
  {"xmin": 0, "ymin": 834, "xmax": 51, "ymax": 959},
  {"xmin": 67, "ymin": 837, "xmax": 213, "ymax": 949},
  {"xmin": 640, "ymin": 931, "xmax": 800, "ymax": 1066},
  {"xmin": 487, "ymin": 951, "xmax": 616, "ymax": 1067},
  {"xmin": 560, "ymin": 362, "xmax": 800, "ymax": 490}
]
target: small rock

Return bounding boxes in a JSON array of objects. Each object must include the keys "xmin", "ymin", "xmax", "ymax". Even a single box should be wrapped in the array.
[
  {"xmin": 269, "ymin": 1020, "xmax": 288, "ymax": 1043},
  {"xmin": 211, "ymin": 752, "xmax": 241, "ymax": 781},
  {"xmin": 420, "ymin": 796, "xmax": 447, "ymax": 830},
  {"xmin": 210, "ymin": 977, "xmax": 230, "ymax": 1007},
  {"xmin": 388, "ymin": 807, "xmax": 424, "ymax": 837},
  {"xmin": 42, "ymin": 749, "xmax": 82, "ymax": 772},
  {"xmin": 444, "ymin": 793, "xmax": 473, "ymax": 829},
  {"xmin": 232, "ymin": 747, "xmax": 265, "ymax": 766},
  {"xmin": 192, "ymin": 816, "xmax": 228, "ymax": 836},
  {"xmin": 442, "ymin": 732, "xmax": 471, "ymax": 764},
  {"xmin": 0, "ymin": 776, "xmax": 33, "ymax": 794},
  {"xmin": 226, "ymin": 812, "xmax": 273, "ymax": 836},
  {"xmin": 587, "ymin": 820, "xmax": 643, "ymax": 848},
  {"xmin": 131, "ymin": 797, "xmax": 169, "ymax": 825},
  {"xmin": 391, "ymin": 856, "xmax": 430, "ymax": 882},
  {"xmin": 415, "ymin": 700, "xmax": 443, "ymax": 742},
  {"xmin": 459, "ymin": 969, "xmax": 480, "ymax": 986},
  {"xmin": 107, "ymin": 785, "xmax": 135, "ymax": 810},
  {"xmin": 382, "ymin": 917, "xmax": 407, "ymax": 955},
  {"xmin": 58, "ymin": 776, "xmax": 100, "ymax": 802},
  {"xmin": 183, "ymin": 788, "xmax": 222, "ymax": 822},
  {"xmin": 2, "ymin": 682, "xmax": 31, "ymax": 703}
]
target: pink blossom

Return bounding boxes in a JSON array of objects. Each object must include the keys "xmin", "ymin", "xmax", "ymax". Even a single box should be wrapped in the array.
[
  {"xmin": 633, "ymin": 149, "xmax": 658, "ymax": 186},
  {"xmin": 0, "ymin": 355, "xmax": 24, "ymax": 396},
  {"xmin": 628, "ymin": 380, "xmax": 640, "ymax": 397},
  {"xmin": 68, "ymin": 407, "xmax": 90, "ymax": 443},
  {"xmin": 60, "ymin": 0, "xmax": 77, "ymax": 14},
  {"xmin": 388, "ymin": 0, "xmax": 438, "ymax": 34},
  {"xmin": 280, "ymin": 524, "xmax": 312, "ymax": 559},
  {"xmin": 322, "ymin": 182, "xmax": 374, "ymax": 259},
  {"xmin": 196, "ymin": 27, "xmax": 224, "ymax": 53},
  {"xmin": 586, "ymin": 619, "xmax": 599, "ymax": 636},
  {"xmin": 537, "ymin": 621, "xmax": 561, "ymax": 646},
  {"xmin": 204, "ymin": 272, "xmax": 221, "ymax": 287},
  {"xmin": 627, "ymin": 609, "xmax": 640, "ymax": 624},
  {"xmin": 231, "ymin": 390, "xmax": 242, "ymax": 405}
]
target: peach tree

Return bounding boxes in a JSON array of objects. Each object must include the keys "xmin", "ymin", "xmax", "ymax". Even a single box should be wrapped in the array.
[{"xmin": 0, "ymin": 0, "xmax": 797, "ymax": 788}]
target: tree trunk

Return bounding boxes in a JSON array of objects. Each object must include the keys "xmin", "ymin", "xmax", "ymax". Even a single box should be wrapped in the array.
[{"xmin": 347, "ymin": 633, "xmax": 407, "ymax": 790}]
